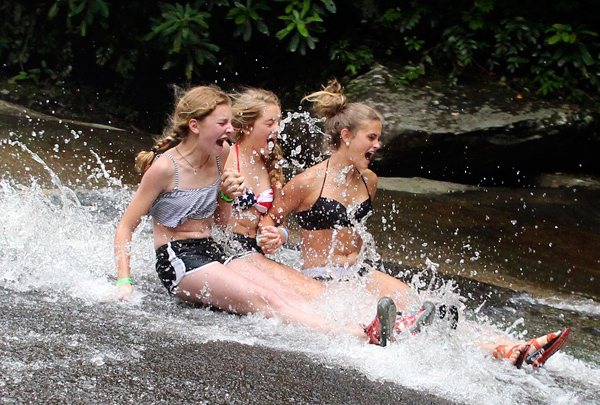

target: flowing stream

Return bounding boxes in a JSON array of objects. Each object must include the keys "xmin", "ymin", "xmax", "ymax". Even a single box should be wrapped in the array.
[{"xmin": 1, "ymin": 108, "xmax": 599, "ymax": 404}]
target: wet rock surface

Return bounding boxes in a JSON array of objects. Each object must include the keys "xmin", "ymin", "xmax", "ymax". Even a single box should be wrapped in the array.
[
  {"xmin": 0, "ymin": 289, "xmax": 462, "ymax": 405},
  {"xmin": 344, "ymin": 65, "xmax": 600, "ymax": 186}
]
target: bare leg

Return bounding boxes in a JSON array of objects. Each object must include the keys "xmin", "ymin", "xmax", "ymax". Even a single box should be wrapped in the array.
[
  {"xmin": 235, "ymin": 253, "xmax": 325, "ymax": 300},
  {"xmin": 174, "ymin": 262, "xmax": 366, "ymax": 338},
  {"xmin": 227, "ymin": 257, "xmax": 309, "ymax": 305},
  {"xmin": 364, "ymin": 270, "xmax": 411, "ymax": 311}
]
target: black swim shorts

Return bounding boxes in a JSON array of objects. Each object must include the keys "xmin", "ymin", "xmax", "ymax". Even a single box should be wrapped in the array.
[
  {"xmin": 224, "ymin": 232, "xmax": 265, "ymax": 258},
  {"xmin": 155, "ymin": 238, "xmax": 228, "ymax": 292}
]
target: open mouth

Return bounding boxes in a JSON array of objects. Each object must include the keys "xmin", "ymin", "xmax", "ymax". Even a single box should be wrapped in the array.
[
  {"xmin": 216, "ymin": 136, "xmax": 228, "ymax": 146},
  {"xmin": 365, "ymin": 151, "xmax": 375, "ymax": 161}
]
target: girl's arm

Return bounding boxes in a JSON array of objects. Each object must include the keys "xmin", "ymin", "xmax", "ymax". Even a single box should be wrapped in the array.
[
  {"xmin": 114, "ymin": 158, "xmax": 172, "ymax": 300},
  {"xmin": 214, "ymin": 144, "xmax": 245, "ymax": 226},
  {"xmin": 258, "ymin": 170, "xmax": 312, "ymax": 253}
]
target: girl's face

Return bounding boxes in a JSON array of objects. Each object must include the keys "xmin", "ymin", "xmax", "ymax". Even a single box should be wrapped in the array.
[
  {"xmin": 194, "ymin": 104, "xmax": 234, "ymax": 153},
  {"xmin": 346, "ymin": 119, "xmax": 382, "ymax": 171},
  {"xmin": 246, "ymin": 103, "xmax": 281, "ymax": 155}
]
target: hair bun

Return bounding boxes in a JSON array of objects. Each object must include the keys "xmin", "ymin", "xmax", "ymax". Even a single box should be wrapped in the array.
[{"xmin": 303, "ymin": 79, "xmax": 347, "ymax": 119}]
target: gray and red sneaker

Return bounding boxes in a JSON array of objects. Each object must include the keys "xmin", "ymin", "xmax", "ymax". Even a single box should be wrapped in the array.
[
  {"xmin": 363, "ymin": 297, "xmax": 397, "ymax": 346},
  {"xmin": 364, "ymin": 301, "xmax": 459, "ymax": 345},
  {"xmin": 394, "ymin": 301, "xmax": 437, "ymax": 335}
]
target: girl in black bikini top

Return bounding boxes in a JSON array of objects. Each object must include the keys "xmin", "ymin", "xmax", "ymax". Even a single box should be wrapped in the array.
[{"xmin": 297, "ymin": 159, "xmax": 373, "ymax": 231}]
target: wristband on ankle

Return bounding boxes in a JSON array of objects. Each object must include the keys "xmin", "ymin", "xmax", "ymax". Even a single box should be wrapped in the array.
[
  {"xmin": 116, "ymin": 277, "xmax": 132, "ymax": 286},
  {"xmin": 220, "ymin": 191, "xmax": 234, "ymax": 202},
  {"xmin": 278, "ymin": 227, "xmax": 290, "ymax": 243}
]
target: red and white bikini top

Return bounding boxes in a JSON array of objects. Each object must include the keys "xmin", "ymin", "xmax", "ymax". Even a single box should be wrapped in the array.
[{"xmin": 232, "ymin": 143, "xmax": 274, "ymax": 214}]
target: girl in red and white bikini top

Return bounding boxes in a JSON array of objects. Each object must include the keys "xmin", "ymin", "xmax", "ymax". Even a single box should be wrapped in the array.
[{"xmin": 225, "ymin": 89, "xmax": 284, "ymax": 249}]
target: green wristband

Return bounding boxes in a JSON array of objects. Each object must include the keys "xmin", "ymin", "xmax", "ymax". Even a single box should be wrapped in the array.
[
  {"xmin": 116, "ymin": 277, "xmax": 132, "ymax": 286},
  {"xmin": 220, "ymin": 191, "xmax": 234, "ymax": 202}
]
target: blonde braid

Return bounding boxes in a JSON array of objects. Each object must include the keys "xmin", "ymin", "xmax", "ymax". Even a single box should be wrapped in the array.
[
  {"xmin": 134, "ymin": 133, "xmax": 182, "ymax": 174},
  {"xmin": 266, "ymin": 142, "xmax": 285, "ymax": 187}
]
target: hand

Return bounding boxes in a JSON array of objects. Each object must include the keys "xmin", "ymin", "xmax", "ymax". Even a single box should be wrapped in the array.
[
  {"xmin": 118, "ymin": 283, "xmax": 133, "ymax": 301},
  {"xmin": 221, "ymin": 170, "xmax": 245, "ymax": 200},
  {"xmin": 257, "ymin": 226, "xmax": 284, "ymax": 254}
]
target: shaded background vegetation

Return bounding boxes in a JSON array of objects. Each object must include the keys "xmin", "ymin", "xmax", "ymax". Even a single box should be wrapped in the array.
[{"xmin": 1, "ymin": 0, "xmax": 599, "ymax": 133}]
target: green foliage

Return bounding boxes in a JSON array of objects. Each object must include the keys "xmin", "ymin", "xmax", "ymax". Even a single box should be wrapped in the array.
[
  {"xmin": 48, "ymin": 0, "xmax": 110, "ymax": 36},
  {"xmin": 379, "ymin": 6, "xmax": 424, "ymax": 33},
  {"xmin": 535, "ymin": 24, "xmax": 599, "ymax": 96},
  {"xmin": 12, "ymin": 69, "xmax": 42, "ymax": 83},
  {"xmin": 1, "ymin": 0, "xmax": 599, "ymax": 128},
  {"xmin": 474, "ymin": 0, "xmax": 494, "ymax": 13},
  {"xmin": 275, "ymin": 0, "xmax": 329, "ymax": 54},
  {"xmin": 545, "ymin": 24, "xmax": 597, "ymax": 67},
  {"xmin": 146, "ymin": 3, "xmax": 219, "ymax": 79},
  {"xmin": 0, "ymin": 3, "xmax": 38, "ymax": 69},
  {"xmin": 491, "ymin": 17, "xmax": 542, "ymax": 73},
  {"xmin": 226, "ymin": 0, "xmax": 271, "ymax": 41},
  {"xmin": 532, "ymin": 69, "xmax": 566, "ymax": 96},
  {"xmin": 395, "ymin": 63, "xmax": 426, "ymax": 86},
  {"xmin": 441, "ymin": 25, "xmax": 481, "ymax": 84},
  {"xmin": 488, "ymin": 17, "xmax": 599, "ymax": 97},
  {"xmin": 405, "ymin": 36, "xmax": 425, "ymax": 52},
  {"xmin": 366, "ymin": 1, "xmax": 600, "ymax": 99},
  {"xmin": 329, "ymin": 41, "xmax": 374, "ymax": 74}
]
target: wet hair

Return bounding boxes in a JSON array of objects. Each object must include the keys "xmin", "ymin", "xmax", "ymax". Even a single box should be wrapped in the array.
[
  {"xmin": 231, "ymin": 88, "xmax": 285, "ymax": 187},
  {"xmin": 302, "ymin": 79, "xmax": 383, "ymax": 150},
  {"xmin": 135, "ymin": 85, "xmax": 230, "ymax": 174}
]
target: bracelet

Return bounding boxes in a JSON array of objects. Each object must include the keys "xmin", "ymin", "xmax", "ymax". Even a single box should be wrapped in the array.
[
  {"xmin": 278, "ymin": 227, "xmax": 290, "ymax": 243},
  {"xmin": 116, "ymin": 277, "xmax": 132, "ymax": 286},
  {"xmin": 220, "ymin": 191, "xmax": 234, "ymax": 202}
]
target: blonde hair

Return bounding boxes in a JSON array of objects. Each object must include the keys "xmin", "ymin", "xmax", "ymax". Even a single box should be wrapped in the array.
[
  {"xmin": 303, "ymin": 79, "xmax": 383, "ymax": 149},
  {"xmin": 231, "ymin": 88, "xmax": 285, "ymax": 187},
  {"xmin": 135, "ymin": 85, "xmax": 230, "ymax": 174}
]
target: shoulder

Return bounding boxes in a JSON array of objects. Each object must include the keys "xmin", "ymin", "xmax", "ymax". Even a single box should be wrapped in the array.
[
  {"xmin": 147, "ymin": 153, "xmax": 176, "ymax": 176},
  {"xmin": 141, "ymin": 154, "xmax": 176, "ymax": 190},
  {"xmin": 287, "ymin": 161, "xmax": 325, "ymax": 190},
  {"xmin": 361, "ymin": 168, "xmax": 378, "ymax": 196}
]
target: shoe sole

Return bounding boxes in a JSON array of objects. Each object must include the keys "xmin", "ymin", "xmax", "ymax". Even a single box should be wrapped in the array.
[
  {"xmin": 516, "ymin": 327, "xmax": 571, "ymax": 369},
  {"xmin": 527, "ymin": 327, "xmax": 571, "ymax": 367},
  {"xmin": 438, "ymin": 304, "xmax": 459, "ymax": 330},
  {"xmin": 409, "ymin": 301, "xmax": 436, "ymax": 334},
  {"xmin": 377, "ymin": 297, "xmax": 397, "ymax": 347}
]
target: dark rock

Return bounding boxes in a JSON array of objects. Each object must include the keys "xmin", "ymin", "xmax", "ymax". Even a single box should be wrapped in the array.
[{"xmin": 344, "ymin": 65, "xmax": 600, "ymax": 186}]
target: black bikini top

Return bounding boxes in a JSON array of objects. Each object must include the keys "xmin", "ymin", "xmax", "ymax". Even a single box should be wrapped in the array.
[{"xmin": 297, "ymin": 160, "xmax": 373, "ymax": 231}]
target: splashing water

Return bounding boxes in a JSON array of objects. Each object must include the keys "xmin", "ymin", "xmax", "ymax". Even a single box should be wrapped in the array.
[{"xmin": 1, "ymin": 114, "xmax": 599, "ymax": 404}]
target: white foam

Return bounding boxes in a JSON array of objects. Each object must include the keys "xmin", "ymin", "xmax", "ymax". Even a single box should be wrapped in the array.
[{"xmin": 2, "ymin": 127, "xmax": 599, "ymax": 405}]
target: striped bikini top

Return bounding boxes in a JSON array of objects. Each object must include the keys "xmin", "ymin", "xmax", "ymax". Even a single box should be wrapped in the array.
[{"xmin": 148, "ymin": 154, "xmax": 221, "ymax": 228}]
